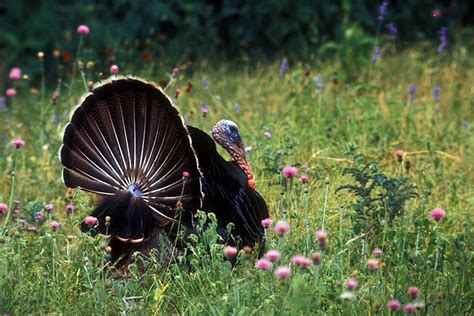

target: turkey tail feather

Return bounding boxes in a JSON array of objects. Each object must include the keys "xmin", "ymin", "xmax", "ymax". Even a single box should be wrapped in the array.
[{"xmin": 61, "ymin": 77, "xmax": 202, "ymax": 242}]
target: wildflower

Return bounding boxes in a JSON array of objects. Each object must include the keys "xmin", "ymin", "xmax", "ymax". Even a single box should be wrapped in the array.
[
  {"xmin": 264, "ymin": 129, "xmax": 272, "ymax": 140},
  {"xmin": 182, "ymin": 171, "xmax": 190, "ymax": 178},
  {"xmin": 432, "ymin": 9, "xmax": 441, "ymax": 18},
  {"xmin": 387, "ymin": 299, "xmax": 401, "ymax": 311},
  {"xmin": 49, "ymin": 221, "xmax": 61, "ymax": 229},
  {"xmin": 432, "ymin": 87, "xmax": 441, "ymax": 101},
  {"xmin": 437, "ymin": 27, "xmax": 448, "ymax": 54},
  {"xmin": 9, "ymin": 68, "xmax": 21, "ymax": 81},
  {"xmin": 37, "ymin": 51, "xmax": 45, "ymax": 59},
  {"xmin": 110, "ymin": 64, "xmax": 119, "ymax": 74},
  {"xmin": 0, "ymin": 96, "xmax": 6, "ymax": 112},
  {"xmin": 223, "ymin": 246, "xmax": 238, "ymax": 257},
  {"xmin": 201, "ymin": 102, "xmax": 208, "ymax": 117},
  {"xmin": 274, "ymin": 266, "xmax": 291, "ymax": 280},
  {"xmin": 83, "ymin": 215, "xmax": 97, "ymax": 226},
  {"xmin": 387, "ymin": 23, "xmax": 397, "ymax": 39},
  {"xmin": 394, "ymin": 149, "xmax": 405, "ymax": 162},
  {"xmin": 66, "ymin": 204, "xmax": 75, "ymax": 214},
  {"xmin": 34, "ymin": 211, "xmax": 44, "ymax": 221},
  {"xmin": 53, "ymin": 49, "xmax": 61, "ymax": 57},
  {"xmin": 372, "ymin": 248, "xmax": 383, "ymax": 255},
  {"xmin": 407, "ymin": 83, "xmax": 417, "ymax": 101},
  {"xmin": 315, "ymin": 230, "xmax": 328, "ymax": 243},
  {"xmin": 312, "ymin": 252, "xmax": 321, "ymax": 264},
  {"xmin": 340, "ymin": 291, "xmax": 356, "ymax": 301},
  {"xmin": 172, "ymin": 67, "xmax": 180, "ymax": 75},
  {"xmin": 371, "ymin": 46, "xmax": 381, "ymax": 63},
  {"xmin": 282, "ymin": 166, "xmax": 297, "ymax": 178},
  {"xmin": 278, "ymin": 57, "xmax": 289, "ymax": 79},
  {"xmin": 300, "ymin": 174, "xmax": 309, "ymax": 183},
  {"xmin": 291, "ymin": 255, "xmax": 310, "ymax": 268},
  {"xmin": 429, "ymin": 208, "xmax": 446, "ymax": 221},
  {"xmin": 0, "ymin": 203, "xmax": 7, "ymax": 214},
  {"xmin": 13, "ymin": 209, "xmax": 20, "ymax": 217},
  {"xmin": 344, "ymin": 278, "xmax": 358, "ymax": 290},
  {"xmin": 261, "ymin": 218, "xmax": 272, "ymax": 228},
  {"xmin": 18, "ymin": 218, "xmax": 26, "ymax": 227},
  {"xmin": 202, "ymin": 77, "xmax": 209, "ymax": 90},
  {"xmin": 87, "ymin": 81, "xmax": 94, "ymax": 90},
  {"xmin": 403, "ymin": 303, "xmax": 416, "ymax": 314},
  {"xmin": 13, "ymin": 200, "xmax": 20, "ymax": 208},
  {"xmin": 315, "ymin": 73, "xmax": 324, "ymax": 92},
  {"xmin": 11, "ymin": 139, "xmax": 25, "ymax": 148},
  {"xmin": 245, "ymin": 146, "xmax": 252, "ymax": 153},
  {"xmin": 274, "ymin": 220, "xmax": 290, "ymax": 235},
  {"xmin": 175, "ymin": 89, "xmax": 181, "ymax": 98},
  {"xmin": 407, "ymin": 286, "xmax": 420, "ymax": 299},
  {"xmin": 233, "ymin": 103, "xmax": 240, "ymax": 112},
  {"xmin": 27, "ymin": 226, "xmax": 37, "ymax": 233},
  {"xmin": 255, "ymin": 258, "xmax": 271, "ymax": 271},
  {"xmin": 265, "ymin": 249, "xmax": 281, "ymax": 262},
  {"xmin": 77, "ymin": 24, "xmax": 90, "ymax": 35},
  {"xmin": 44, "ymin": 204, "xmax": 54, "ymax": 212},
  {"xmin": 6, "ymin": 88, "xmax": 16, "ymax": 97},
  {"xmin": 367, "ymin": 258, "xmax": 380, "ymax": 270},
  {"xmin": 377, "ymin": 1, "xmax": 388, "ymax": 21},
  {"xmin": 86, "ymin": 61, "xmax": 94, "ymax": 69}
]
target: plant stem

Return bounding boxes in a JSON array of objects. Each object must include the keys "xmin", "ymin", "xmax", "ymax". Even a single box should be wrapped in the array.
[
  {"xmin": 321, "ymin": 178, "xmax": 330, "ymax": 230},
  {"xmin": 303, "ymin": 187, "xmax": 310, "ymax": 253},
  {"xmin": 69, "ymin": 36, "xmax": 83, "ymax": 96},
  {"xmin": 2, "ymin": 148, "xmax": 20, "ymax": 235}
]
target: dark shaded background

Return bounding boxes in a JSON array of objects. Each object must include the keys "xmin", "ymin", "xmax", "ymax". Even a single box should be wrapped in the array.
[{"xmin": 0, "ymin": 0, "xmax": 472, "ymax": 81}]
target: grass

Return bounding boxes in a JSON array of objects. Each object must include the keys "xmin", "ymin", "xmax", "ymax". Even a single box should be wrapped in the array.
[{"xmin": 0, "ymin": 33, "xmax": 473, "ymax": 315}]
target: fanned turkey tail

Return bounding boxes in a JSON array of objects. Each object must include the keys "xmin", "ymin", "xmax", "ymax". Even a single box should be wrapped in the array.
[{"xmin": 60, "ymin": 77, "xmax": 202, "ymax": 243}]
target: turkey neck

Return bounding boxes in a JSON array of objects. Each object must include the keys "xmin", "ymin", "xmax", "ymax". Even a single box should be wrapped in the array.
[{"xmin": 229, "ymin": 149, "xmax": 256, "ymax": 190}]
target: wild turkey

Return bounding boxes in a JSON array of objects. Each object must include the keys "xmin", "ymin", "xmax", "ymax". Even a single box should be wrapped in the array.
[{"xmin": 60, "ymin": 77, "xmax": 269, "ymax": 265}]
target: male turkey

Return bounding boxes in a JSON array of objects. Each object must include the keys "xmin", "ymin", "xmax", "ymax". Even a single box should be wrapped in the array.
[{"xmin": 60, "ymin": 77, "xmax": 268, "ymax": 265}]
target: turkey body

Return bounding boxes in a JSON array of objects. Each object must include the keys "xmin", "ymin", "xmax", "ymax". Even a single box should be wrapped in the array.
[
  {"xmin": 188, "ymin": 126, "xmax": 268, "ymax": 249},
  {"xmin": 60, "ymin": 77, "xmax": 268, "ymax": 267}
]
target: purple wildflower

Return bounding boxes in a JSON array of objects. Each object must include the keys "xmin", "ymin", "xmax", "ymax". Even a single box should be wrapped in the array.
[
  {"xmin": 387, "ymin": 23, "xmax": 397, "ymax": 39},
  {"xmin": 233, "ymin": 103, "xmax": 240, "ymax": 112},
  {"xmin": 44, "ymin": 203, "xmax": 54, "ymax": 213},
  {"xmin": 34, "ymin": 211, "xmax": 44, "ymax": 221},
  {"xmin": 407, "ymin": 83, "xmax": 417, "ymax": 101},
  {"xmin": 201, "ymin": 102, "xmax": 209, "ymax": 117},
  {"xmin": 263, "ymin": 127, "xmax": 272, "ymax": 140},
  {"xmin": 432, "ymin": 87, "xmax": 441, "ymax": 101},
  {"xmin": 278, "ymin": 57, "xmax": 289, "ymax": 79},
  {"xmin": 377, "ymin": 1, "xmax": 388, "ymax": 21},
  {"xmin": 371, "ymin": 46, "xmax": 382, "ymax": 63},
  {"xmin": 315, "ymin": 73, "xmax": 323, "ymax": 92},
  {"xmin": 0, "ymin": 96, "xmax": 7, "ymax": 112},
  {"xmin": 202, "ymin": 77, "xmax": 209, "ymax": 90},
  {"xmin": 437, "ymin": 27, "xmax": 448, "ymax": 54}
]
